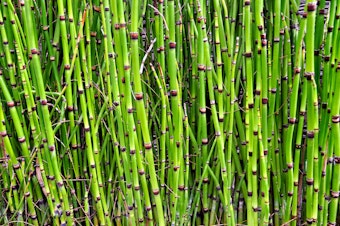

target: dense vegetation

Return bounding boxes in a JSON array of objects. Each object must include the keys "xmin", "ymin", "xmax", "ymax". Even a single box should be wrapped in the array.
[{"xmin": 0, "ymin": 0, "xmax": 339, "ymax": 225}]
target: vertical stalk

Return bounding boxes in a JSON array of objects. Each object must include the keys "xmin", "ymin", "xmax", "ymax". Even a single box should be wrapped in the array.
[{"xmin": 304, "ymin": 1, "xmax": 318, "ymax": 224}]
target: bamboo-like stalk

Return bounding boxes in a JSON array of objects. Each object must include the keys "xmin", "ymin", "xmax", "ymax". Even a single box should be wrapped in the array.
[
  {"xmin": 289, "ymin": 9, "xmax": 307, "ymax": 225},
  {"xmin": 243, "ymin": 1, "xmax": 257, "ymax": 225},
  {"xmin": 305, "ymin": 1, "xmax": 319, "ymax": 224}
]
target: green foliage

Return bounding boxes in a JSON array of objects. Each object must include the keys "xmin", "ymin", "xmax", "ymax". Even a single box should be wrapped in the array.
[{"xmin": 0, "ymin": 0, "xmax": 339, "ymax": 225}]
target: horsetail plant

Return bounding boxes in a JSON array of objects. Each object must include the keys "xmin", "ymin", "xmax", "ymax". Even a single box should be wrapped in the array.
[{"xmin": 0, "ymin": 0, "xmax": 339, "ymax": 225}]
